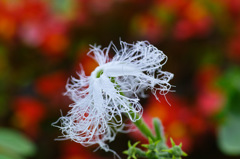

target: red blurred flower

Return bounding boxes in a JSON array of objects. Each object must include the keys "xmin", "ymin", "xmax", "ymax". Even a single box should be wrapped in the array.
[
  {"xmin": 195, "ymin": 65, "xmax": 225, "ymax": 117},
  {"xmin": 224, "ymin": 0, "xmax": 240, "ymax": 18},
  {"xmin": 17, "ymin": 0, "xmax": 49, "ymax": 22},
  {"xmin": 35, "ymin": 71, "xmax": 67, "ymax": 99},
  {"xmin": 19, "ymin": 21, "xmax": 45, "ymax": 47},
  {"xmin": 59, "ymin": 141, "xmax": 106, "ymax": 159},
  {"xmin": 155, "ymin": 0, "xmax": 189, "ymax": 15},
  {"xmin": 19, "ymin": 16, "xmax": 70, "ymax": 57},
  {"xmin": 197, "ymin": 89, "xmax": 225, "ymax": 117},
  {"xmin": 195, "ymin": 65, "xmax": 220, "ymax": 90},
  {"xmin": 12, "ymin": 96, "xmax": 46, "ymax": 137},
  {"xmin": 173, "ymin": 1, "xmax": 212, "ymax": 40},
  {"xmin": 87, "ymin": 0, "xmax": 113, "ymax": 14},
  {"xmin": 228, "ymin": 35, "xmax": 240, "ymax": 61},
  {"xmin": 0, "ymin": 0, "xmax": 71, "ymax": 57},
  {"xmin": 173, "ymin": 19, "xmax": 195, "ymax": 40}
]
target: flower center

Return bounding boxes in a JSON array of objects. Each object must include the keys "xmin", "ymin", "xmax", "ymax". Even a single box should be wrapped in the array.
[
  {"xmin": 91, "ymin": 63, "xmax": 111, "ymax": 78},
  {"xmin": 96, "ymin": 69, "xmax": 103, "ymax": 78},
  {"xmin": 91, "ymin": 61, "xmax": 141, "ymax": 79}
]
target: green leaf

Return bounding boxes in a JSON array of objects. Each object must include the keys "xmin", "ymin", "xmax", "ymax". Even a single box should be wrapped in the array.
[
  {"xmin": 182, "ymin": 151, "xmax": 188, "ymax": 157},
  {"xmin": 170, "ymin": 138, "xmax": 175, "ymax": 147},
  {"xmin": 218, "ymin": 114, "xmax": 240, "ymax": 155},
  {"xmin": 133, "ymin": 141, "xmax": 140, "ymax": 147},
  {"xmin": 128, "ymin": 141, "xmax": 132, "ymax": 148},
  {"xmin": 0, "ymin": 128, "xmax": 36, "ymax": 157},
  {"xmin": 51, "ymin": 0, "xmax": 76, "ymax": 17},
  {"xmin": 218, "ymin": 66, "xmax": 240, "ymax": 93},
  {"xmin": 0, "ymin": 154, "xmax": 20, "ymax": 159},
  {"xmin": 0, "ymin": 153, "xmax": 24, "ymax": 159},
  {"xmin": 123, "ymin": 150, "xmax": 129, "ymax": 155},
  {"xmin": 153, "ymin": 118, "xmax": 164, "ymax": 142}
]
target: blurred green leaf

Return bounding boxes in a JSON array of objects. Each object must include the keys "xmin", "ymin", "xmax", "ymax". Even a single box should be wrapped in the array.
[
  {"xmin": 0, "ymin": 153, "xmax": 24, "ymax": 159},
  {"xmin": 0, "ymin": 155, "xmax": 12, "ymax": 159},
  {"xmin": 218, "ymin": 66, "xmax": 240, "ymax": 92},
  {"xmin": 218, "ymin": 114, "xmax": 240, "ymax": 155},
  {"xmin": 153, "ymin": 6, "xmax": 175, "ymax": 25},
  {"xmin": 217, "ymin": 66, "xmax": 240, "ymax": 114},
  {"xmin": 51, "ymin": 0, "xmax": 76, "ymax": 16},
  {"xmin": 0, "ymin": 128, "xmax": 36, "ymax": 158}
]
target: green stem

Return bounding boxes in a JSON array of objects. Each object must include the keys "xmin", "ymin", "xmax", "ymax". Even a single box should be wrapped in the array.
[
  {"xmin": 130, "ymin": 112, "xmax": 155, "ymax": 141},
  {"xmin": 153, "ymin": 118, "xmax": 165, "ymax": 143},
  {"xmin": 135, "ymin": 148, "xmax": 147, "ymax": 158}
]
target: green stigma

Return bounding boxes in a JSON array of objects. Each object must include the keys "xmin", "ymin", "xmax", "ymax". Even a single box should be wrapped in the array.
[{"xmin": 96, "ymin": 69, "xmax": 103, "ymax": 78}]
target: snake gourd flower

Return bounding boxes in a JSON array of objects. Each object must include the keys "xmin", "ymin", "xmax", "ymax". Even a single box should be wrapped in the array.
[{"xmin": 53, "ymin": 40, "xmax": 173, "ymax": 154}]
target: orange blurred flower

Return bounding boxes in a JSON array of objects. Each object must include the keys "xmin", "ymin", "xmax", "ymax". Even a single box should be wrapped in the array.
[
  {"xmin": 42, "ymin": 32, "xmax": 69, "ymax": 56},
  {"xmin": 75, "ymin": 48, "xmax": 99, "ymax": 76},
  {"xmin": 0, "ymin": 15, "xmax": 16, "ymax": 40},
  {"xmin": 0, "ymin": 1, "xmax": 17, "ymax": 40}
]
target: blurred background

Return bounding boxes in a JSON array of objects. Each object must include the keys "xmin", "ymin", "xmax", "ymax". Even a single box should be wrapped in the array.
[{"xmin": 0, "ymin": 0, "xmax": 240, "ymax": 158}]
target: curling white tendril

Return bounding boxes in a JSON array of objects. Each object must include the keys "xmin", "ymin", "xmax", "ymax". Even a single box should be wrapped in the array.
[{"xmin": 53, "ymin": 40, "xmax": 173, "ymax": 155}]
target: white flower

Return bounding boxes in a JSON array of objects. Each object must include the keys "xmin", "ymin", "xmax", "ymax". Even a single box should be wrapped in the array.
[{"xmin": 53, "ymin": 40, "xmax": 173, "ymax": 153}]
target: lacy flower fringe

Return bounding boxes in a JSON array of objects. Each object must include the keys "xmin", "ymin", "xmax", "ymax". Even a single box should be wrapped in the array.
[{"xmin": 52, "ymin": 40, "xmax": 173, "ymax": 155}]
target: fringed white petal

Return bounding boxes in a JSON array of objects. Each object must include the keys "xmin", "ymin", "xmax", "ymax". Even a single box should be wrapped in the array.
[{"xmin": 53, "ymin": 40, "xmax": 173, "ymax": 154}]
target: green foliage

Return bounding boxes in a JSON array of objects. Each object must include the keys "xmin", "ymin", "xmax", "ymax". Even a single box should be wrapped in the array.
[
  {"xmin": 123, "ymin": 118, "xmax": 187, "ymax": 159},
  {"xmin": 0, "ymin": 128, "xmax": 36, "ymax": 159},
  {"xmin": 217, "ymin": 67, "xmax": 240, "ymax": 155},
  {"xmin": 218, "ymin": 114, "xmax": 240, "ymax": 155},
  {"xmin": 51, "ymin": 0, "xmax": 76, "ymax": 16}
]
